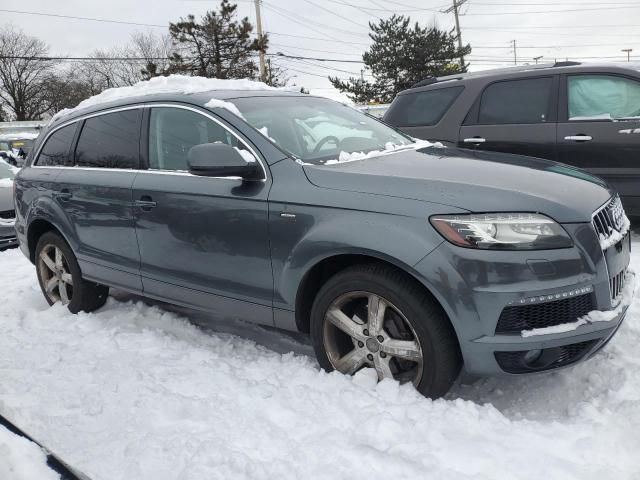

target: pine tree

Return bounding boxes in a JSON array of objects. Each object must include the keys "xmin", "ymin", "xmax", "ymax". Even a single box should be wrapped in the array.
[
  {"xmin": 330, "ymin": 15, "xmax": 471, "ymax": 103},
  {"xmin": 169, "ymin": 0, "xmax": 267, "ymax": 79}
]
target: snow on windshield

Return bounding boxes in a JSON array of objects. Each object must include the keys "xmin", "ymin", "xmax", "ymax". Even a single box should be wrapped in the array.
[{"xmin": 51, "ymin": 74, "xmax": 289, "ymax": 123}]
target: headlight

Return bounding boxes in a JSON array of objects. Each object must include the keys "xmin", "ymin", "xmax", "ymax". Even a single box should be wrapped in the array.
[{"xmin": 430, "ymin": 213, "xmax": 572, "ymax": 250}]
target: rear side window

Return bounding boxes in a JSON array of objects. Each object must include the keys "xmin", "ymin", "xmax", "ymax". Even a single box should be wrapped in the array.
[
  {"xmin": 568, "ymin": 75, "xmax": 640, "ymax": 120},
  {"xmin": 75, "ymin": 110, "xmax": 141, "ymax": 169},
  {"xmin": 385, "ymin": 86, "xmax": 463, "ymax": 127},
  {"xmin": 148, "ymin": 107, "xmax": 245, "ymax": 171},
  {"xmin": 36, "ymin": 124, "xmax": 76, "ymax": 166},
  {"xmin": 478, "ymin": 77, "xmax": 553, "ymax": 125}
]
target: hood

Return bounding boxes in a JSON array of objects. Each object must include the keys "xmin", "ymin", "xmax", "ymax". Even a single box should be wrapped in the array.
[{"xmin": 303, "ymin": 146, "xmax": 613, "ymax": 223}]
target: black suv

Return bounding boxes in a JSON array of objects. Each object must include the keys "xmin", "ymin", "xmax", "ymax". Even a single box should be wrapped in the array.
[{"xmin": 384, "ymin": 63, "xmax": 640, "ymax": 215}]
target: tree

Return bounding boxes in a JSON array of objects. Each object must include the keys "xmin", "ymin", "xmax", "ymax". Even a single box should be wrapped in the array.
[
  {"xmin": 330, "ymin": 15, "xmax": 471, "ymax": 103},
  {"xmin": 265, "ymin": 59, "xmax": 289, "ymax": 87},
  {"xmin": 40, "ymin": 71, "xmax": 95, "ymax": 117},
  {"xmin": 168, "ymin": 0, "xmax": 267, "ymax": 79},
  {"xmin": 0, "ymin": 26, "xmax": 53, "ymax": 120}
]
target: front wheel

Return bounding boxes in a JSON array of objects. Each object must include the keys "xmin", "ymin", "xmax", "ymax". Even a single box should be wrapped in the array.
[
  {"xmin": 310, "ymin": 263, "xmax": 461, "ymax": 398},
  {"xmin": 35, "ymin": 232, "xmax": 109, "ymax": 313}
]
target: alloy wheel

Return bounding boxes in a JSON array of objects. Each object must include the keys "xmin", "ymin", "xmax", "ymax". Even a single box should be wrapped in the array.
[
  {"xmin": 323, "ymin": 291, "xmax": 423, "ymax": 385},
  {"xmin": 38, "ymin": 244, "xmax": 73, "ymax": 305}
]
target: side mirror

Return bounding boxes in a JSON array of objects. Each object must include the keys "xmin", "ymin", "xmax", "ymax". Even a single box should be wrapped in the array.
[{"xmin": 187, "ymin": 143, "xmax": 263, "ymax": 180}]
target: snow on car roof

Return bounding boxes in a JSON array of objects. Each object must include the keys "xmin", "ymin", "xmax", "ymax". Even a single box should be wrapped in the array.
[{"xmin": 51, "ymin": 74, "xmax": 293, "ymax": 123}]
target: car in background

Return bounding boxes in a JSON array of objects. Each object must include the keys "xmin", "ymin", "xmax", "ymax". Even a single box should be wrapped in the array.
[
  {"xmin": 383, "ymin": 63, "xmax": 640, "ymax": 215},
  {"xmin": 0, "ymin": 159, "xmax": 17, "ymax": 250},
  {"xmin": 358, "ymin": 104, "xmax": 390, "ymax": 119}
]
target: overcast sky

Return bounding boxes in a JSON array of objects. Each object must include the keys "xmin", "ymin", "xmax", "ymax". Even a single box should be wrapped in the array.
[{"xmin": 2, "ymin": 0, "xmax": 639, "ymax": 97}]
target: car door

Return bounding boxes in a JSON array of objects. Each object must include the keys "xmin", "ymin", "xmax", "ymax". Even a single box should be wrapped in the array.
[
  {"xmin": 56, "ymin": 108, "xmax": 143, "ymax": 293},
  {"xmin": 458, "ymin": 76, "xmax": 558, "ymax": 160},
  {"xmin": 556, "ymin": 73, "xmax": 640, "ymax": 214},
  {"xmin": 132, "ymin": 104, "xmax": 273, "ymax": 325}
]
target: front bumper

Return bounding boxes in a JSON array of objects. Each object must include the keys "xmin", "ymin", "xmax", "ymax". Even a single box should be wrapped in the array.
[
  {"xmin": 414, "ymin": 222, "xmax": 632, "ymax": 376},
  {"xmin": 0, "ymin": 221, "xmax": 18, "ymax": 250}
]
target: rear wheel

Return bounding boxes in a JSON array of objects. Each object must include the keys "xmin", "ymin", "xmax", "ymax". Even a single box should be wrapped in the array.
[
  {"xmin": 310, "ymin": 263, "xmax": 461, "ymax": 398},
  {"xmin": 35, "ymin": 232, "xmax": 109, "ymax": 313}
]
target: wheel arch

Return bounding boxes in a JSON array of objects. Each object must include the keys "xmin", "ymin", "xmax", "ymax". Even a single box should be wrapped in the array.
[
  {"xmin": 27, "ymin": 218, "xmax": 68, "ymax": 264},
  {"xmin": 294, "ymin": 251, "xmax": 455, "ymax": 339}
]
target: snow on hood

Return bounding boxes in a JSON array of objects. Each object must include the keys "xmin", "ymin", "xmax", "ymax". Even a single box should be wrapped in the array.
[
  {"xmin": 0, "ymin": 131, "xmax": 39, "ymax": 141},
  {"xmin": 321, "ymin": 139, "xmax": 442, "ymax": 166},
  {"xmin": 51, "ymin": 74, "xmax": 289, "ymax": 123}
]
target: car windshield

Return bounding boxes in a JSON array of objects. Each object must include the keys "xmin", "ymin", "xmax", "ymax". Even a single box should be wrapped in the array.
[
  {"xmin": 231, "ymin": 96, "xmax": 414, "ymax": 164},
  {"xmin": 0, "ymin": 141, "xmax": 10, "ymax": 151},
  {"xmin": 0, "ymin": 160, "xmax": 15, "ymax": 179}
]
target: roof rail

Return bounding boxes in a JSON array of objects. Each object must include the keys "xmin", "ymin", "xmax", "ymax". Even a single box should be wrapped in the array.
[
  {"xmin": 411, "ymin": 77, "xmax": 437, "ymax": 88},
  {"xmin": 553, "ymin": 61, "xmax": 581, "ymax": 67},
  {"xmin": 409, "ymin": 61, "xmax": 584, "ymax": 90}
]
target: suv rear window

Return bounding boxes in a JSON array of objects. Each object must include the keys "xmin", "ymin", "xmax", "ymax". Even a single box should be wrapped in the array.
[
  {"xmin": 384, "ymin": 86, "xmax": 464, "ymax": 127},
  {"xmin": 35, "ymin": 124, "xmax": 77, "ymax": 166},
  {"xmin": 478, "ymin": 77, "xmax": 553, "ymax": 125},
  {"xmin": 75, "ymin": 110, "xmax": 141, "ymax": 169}
]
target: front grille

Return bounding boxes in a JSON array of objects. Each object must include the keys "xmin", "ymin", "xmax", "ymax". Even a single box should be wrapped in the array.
[
  {"xmin": 495, "ymin": 339, "xmax": 599, "ymax": 374},
  {"xmin": 496, "ymin": 293, "xmax": 594, "ymax": 334},
  {"xmin": 0, "ymin": 209, "xmax": 15, "ymax": 220},
  {"xmin": 610, "ymin": 270, "xmax": 627, "ymax": 303},
  {"xmin": 592, "ymin": 195, "xmax": 626, "ymax": 241}
]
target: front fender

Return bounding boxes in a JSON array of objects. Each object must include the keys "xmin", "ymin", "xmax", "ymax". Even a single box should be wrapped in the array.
[{"xmin": 270, "ymin": 205, "xmax": 445, "ymax": 310}]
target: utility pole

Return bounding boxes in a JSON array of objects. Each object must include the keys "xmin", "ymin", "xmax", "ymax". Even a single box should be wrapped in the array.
[
  {"xmin": 443, "ymin": 0, "xmax": 468, "ymax": 69},
  {"xmin": 622, "ymin": 48, "xmax": 633, "ymax": 62},
  {"xmin": 533, "ymin": 55, "xmax": 543, "ymax": 64},
  {"xmin": 254, "ymin": 0, "xmax": 267, "ymax": 83},
  {"xmin": 511, "ymin": 40, "xmax": 517, "ymax": 65}
]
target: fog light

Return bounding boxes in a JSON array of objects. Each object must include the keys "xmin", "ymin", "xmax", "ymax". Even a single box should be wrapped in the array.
[{"xmin": 523, "ymin": 349, "xmax": 542, "ymax": 365}]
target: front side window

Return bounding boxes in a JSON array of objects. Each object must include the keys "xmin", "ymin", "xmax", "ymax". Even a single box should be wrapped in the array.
[
  {"xmin": 149, "ymin": 107, "xmax": 246, "ymax": 171},
  {"xmin": 35, "ymin": 124, "xmax": 77, "ymax": 166},
  {"xmin": 75, "ymin": 110, "xmax": 141, "ymax": 169},
  {"xmin": 568, "ymin": 75, "xmax": 640, "ymax": 121},
  {"xmin": 231, "ymin": 96, "xmax": 413, "ymax": 164},
  {"xmin": 478, "ymin": 77, "xmax": 553, "ymax": 125},
  {"xmin": 385, "ymin": 86, "xmax": 464, "ymax": 127}
]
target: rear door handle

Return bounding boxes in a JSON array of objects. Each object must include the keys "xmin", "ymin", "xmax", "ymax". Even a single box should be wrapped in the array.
[
  {"xmin": 564, "ymin": 135, "xmax": 593, "ymax": 142},
  {"xmin": 135, "ymin": 196, "xmax": 157, "ymax": 211},
  {"xmin": 463, "ymin": 137, "xmax": 486, "ymax": 143}
]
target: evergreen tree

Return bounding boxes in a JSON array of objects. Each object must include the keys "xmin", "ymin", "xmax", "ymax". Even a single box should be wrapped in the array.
[
  {"xmin": 169, "ymin": 0, "xmax": 267, "ymax": 79},
  {"xmin": 330, "ymin": 15, "xmax": 471, "ymax": 103}
]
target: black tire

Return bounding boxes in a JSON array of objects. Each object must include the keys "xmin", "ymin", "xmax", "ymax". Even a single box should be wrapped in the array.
[
  {"xmin": 310, "ymin": 263, "xmax": 461, "ymax": 398},
  {"xmin": 35, "ymin": 232, "xmax": 109, "ymax": 314}
]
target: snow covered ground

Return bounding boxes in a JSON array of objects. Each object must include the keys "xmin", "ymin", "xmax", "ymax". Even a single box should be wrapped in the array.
[
  {"xmin": 0, "ymin": 425, "xmax": 58, "ymax": 480},
  {"xmin": 1, "ymin": 240, "xmax": 640, "ymax": 480}
]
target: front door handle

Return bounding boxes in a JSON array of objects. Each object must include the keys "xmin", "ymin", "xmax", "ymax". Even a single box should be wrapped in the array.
[
  {"xmin": 564, "ymin": 135, "xmax": 593, "ymax": 142},
  {"xmin": 135, "ymin": 196, "xmax": 157, "ymax": 211},
  {"xmin": 463, "ymin": 137, "xmax": 486, "ymax": 143}
]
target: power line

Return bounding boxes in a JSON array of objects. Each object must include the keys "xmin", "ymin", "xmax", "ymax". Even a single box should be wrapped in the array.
[
  {"xmin": 465, "ymin": 4, "xmax": 640, "ymax": 14},
  {"xmin": 299, "ymin": 0, "xmax": 372, "ymax": 29},
  {"xmin": 0, "ymin": 9, "xmax": 166, "ymax": 27}
]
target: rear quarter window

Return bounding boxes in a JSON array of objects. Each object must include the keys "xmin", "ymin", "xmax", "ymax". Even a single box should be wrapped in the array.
[
  {"xmin": 35, "ymin": 124, "xmax": 77, "ymax": 167},
  {"xmin": 385, "ymin": 86, "xmax": 464, "ymax": 127}
]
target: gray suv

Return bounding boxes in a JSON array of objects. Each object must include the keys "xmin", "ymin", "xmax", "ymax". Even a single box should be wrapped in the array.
[
  {"xmin": 384, "ymin": 63, "xmax": 640, "ymax": 216},
  {"xmin": 13, "ymin": 90, "xmax": 633, "ymax": 398}
]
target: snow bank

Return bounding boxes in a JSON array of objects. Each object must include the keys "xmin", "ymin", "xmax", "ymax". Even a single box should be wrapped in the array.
[
  {"xmin": 52, "ymin": 75, "xmax": 284, "ymax": 123},
  {"xmin": 599, "ymin": 213, "xmax": 631, "ymax": 250},
  {"xmin": 1, "ymin": 245, "xmax": 640, "ymax": 479},
  {"xmin": 0, "ymin": 426, "xmax": 59, "ymax": 480}
]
